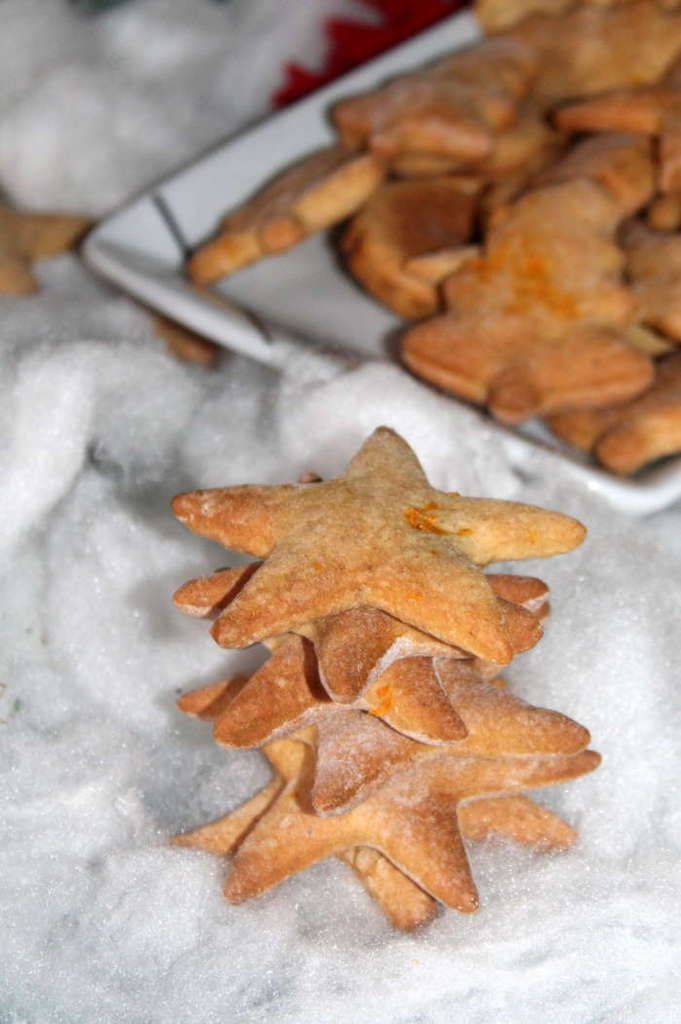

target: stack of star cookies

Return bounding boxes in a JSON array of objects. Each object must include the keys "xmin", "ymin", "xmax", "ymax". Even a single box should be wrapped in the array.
[
  {"xmin": 186, "ymin": 0, "xmax": 681, "ymax": 475},
  {"xmin": 170, "ymin": 427, "xmax": 599, "ymax": 931}
]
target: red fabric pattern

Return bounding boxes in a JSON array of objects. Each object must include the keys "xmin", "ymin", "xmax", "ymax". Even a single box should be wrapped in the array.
[{"xmin": 273, "ymin": 0, "xmax": 467, "ymax": 107}]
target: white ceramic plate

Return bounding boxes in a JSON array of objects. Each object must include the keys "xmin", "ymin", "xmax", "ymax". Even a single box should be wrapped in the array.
[{"xmin": 83, "ymin": 9, "xmax": 681, "ymax": 515}]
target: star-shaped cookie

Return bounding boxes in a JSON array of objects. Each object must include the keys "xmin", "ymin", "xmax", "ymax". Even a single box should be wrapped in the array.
[
  {"xmin": 624, "ymin": 222, "xmax": 681, "ymax": 343},
  {"xmin": 172, "ymin": 427, "xmax": 585, "ymax": 663},
  {"xmin": 187, "ymin": 145, "xmax": 385, "ymax": 284},
  {"xmin": 222, "ymin": 740, "xmax": 600, "ymax": 911},
  {"xmin": 308, "ymin": 659, "xmax": 590, "ymax": 813},
  {"xmin": 178, "ymin": 636, "xmax": 470, "ymax": 747},
  {"xmin": 504, "ymin": 2, "xmax": 681, "ymax": 101},
  {"xmin": 178, "ymin": 638, "xmax": 590, "ymax": 815},
  {"xmin": 173, "ymin": 732, "xmax": 589, "ymax": 927},
  {"xmin": 0, "ymin": 203, "xmax": 90, "ymax": 295},
  {"xmin": 173, "ymin": 566, "xmax": 548, "ymax": 702},
  {"xmin": 548, "ymin": 351, "xmax": 681, "ymax": 473},
  {"xmin": 332, "ymin": 38, "xmax": 537, "ymax": 163},
  {"xmin": 402, "ymin": 180, "xmax": 652, "ymax": 423},
  {"xmin": 172, "ymin": 733, "xmax": 437, "ymax": 931},
  {"xmin": 554, "ymin": 55, "xmax": 681, "ymax": 193},
  {"xmin": 341, "ymin": 177, "xmax": 478, "ymax": 319}
]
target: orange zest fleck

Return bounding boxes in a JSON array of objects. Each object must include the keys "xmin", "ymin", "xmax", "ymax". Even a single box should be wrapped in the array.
[
  {"xmin": 469, "ymin": 242, "xmax": 580, "ymax": 320},
  {"xmin": 404, "ymin": 502, "xmax": 448, "ymax": 535},
  {"xmin": 368, "ymin": 684, "xmax": 394, "ymax": 718}
]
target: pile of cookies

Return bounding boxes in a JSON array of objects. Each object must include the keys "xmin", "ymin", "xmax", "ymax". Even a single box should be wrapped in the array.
[
  {"xmin": 187, "ymin": 0, "xmax": 681, "ymax": 475},
  {"xmin": 171, "ymin": 427, "xmax": 599, "ymax": 931}
]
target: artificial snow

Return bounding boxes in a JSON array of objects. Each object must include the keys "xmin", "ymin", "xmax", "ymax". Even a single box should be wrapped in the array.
[{"xmin": 1, "ymin": 2, "xmax": 680, "ymax": 1022}]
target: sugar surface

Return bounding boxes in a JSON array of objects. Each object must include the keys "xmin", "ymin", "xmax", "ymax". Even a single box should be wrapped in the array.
[{"xmin": 1, "ymin": 2, "xmax": 680, "ymax": 1022}]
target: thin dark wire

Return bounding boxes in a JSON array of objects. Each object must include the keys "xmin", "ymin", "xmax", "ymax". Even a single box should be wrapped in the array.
[{"xmin": 152, "ymin": 194, "xmax": 191, "ymax": 259}]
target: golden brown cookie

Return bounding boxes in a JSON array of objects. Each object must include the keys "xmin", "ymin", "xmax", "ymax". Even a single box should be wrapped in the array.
[
  {"xmin": 504, "ymin": 2, "xmax": 681, "ymax": 100},
  {"xmin": 153, "ymin": 314, "xmax": 221, "ymax": 367},
  {"xmin": 475, "ymin": 0, "xmax": 572, "ymax": 32},
  {"xmin": 223, "ymin": 740, "xmax": 600, "ymax": 911},
  {"xmin": 173, "ymin": 733, "xmax": 582, "ymax": 929},
  {"xmin": 402, "ymin": 180, "xmax": 652, "ymax": 422},
  {"xmin": 554, "ymin": 56, "xmax": 681, "ymax": 193},
  {"xmin": 301, "ymin": 576, "xmax": 544, "ymax": 702},
  {"xmin": 177, "ymin": 574, "xmax": 548, "ymax": 750},
  {"xmin": 341, "ymin": 177, "xmax": 478, "ymax": 318},
  {"xmin": 0, "ymin": 203, "xmax": 90, "ymax": 295},
  {"xmin": 178, "ymin": 638, "xmax": 468, "ymax": 748},
  {"xmin": 173, "ymin": 734, "xmax": 438, "ymax": 931},
  {"xmin": 403, "ymin": 315, "xmax": 653, "ymax": 424},
  {"xmin": 174, "ymin": 567, "xmax": 547, "ymax": 702},
  {"xmin": 445, "ymin": 180, "xmax": 636, "ymax": 328},
  {"xmin": 310, "ymin": 661, "xmax": 590, "ymax": 814},
  {"xmin": 533, "ymin": 134, "xmax": 655, "ymax": 217},
  {"xmin": 624, "ymin": 222, "xmax": 681, "ymax": 342},
  {"xmin": 332, "ymin": 38, "xmax": 537, "ymax": 163},
  {"xmin": 548, "ymin": 352, "xmax": 681, "ymax": 472},
  {"xmin": 187, "ymin": 145, "xmax": 385, "ymax": 284},
  {"xmin": 172, "ymin": 427, "xmax": 585, "ymax": 663},
  {"xmin": 477, "ymin": 0, "xmax": 681, "ymax": 34}
]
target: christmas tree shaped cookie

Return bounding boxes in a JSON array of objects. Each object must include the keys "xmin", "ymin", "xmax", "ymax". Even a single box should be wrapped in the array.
[{"xmin": 171, "ymin": 428, "xmax": 599, "ymax": 930}]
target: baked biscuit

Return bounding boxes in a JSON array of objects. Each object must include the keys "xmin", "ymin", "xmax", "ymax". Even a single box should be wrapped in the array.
[
  {"xmin": 0, "ymin": 203, "xmax": 90, "ymax": 295},
  {"xmin": 533, "ymin": 133, "xmax": 654, "ymax": 217},
  {"xmin": 332, "ymin": 38, "xmax": 537, "ymax": 163},
  {"xmin": 174, "ymin": 567, "xmax": 547, "ymax": 702},
  {"xmin": 625, "ymin": 222, "xmax": 681, "ymax": 342},
  {"xmin": 223, "ymin": 741, "xmax": 600, "ymax": 911},
  {"xmin": 310, "ymin": 663, "xmax": 591, "ymax": 814},
  {"xmin": 341, "ymin": 177, "xmax": 478, "ymax": 318},
  {"xmin": 548, "ymin": 352, "xmax": 681, "ymax": 473},
  {"xmin": 505, "ymin": 2, "xmax": 681, "ymax": 99},
  {"xmin": 173, "ymin": 734, "xmax": 438, "ymax": 931},
  {"xmin": 554, "ymin": 56, "xmax": 681, "ymax": 192},
  {"xmin": 173, "ymin": 732, "xmax": 582, "ymax": 929},
  {"xmin": 172, "ymin": 427, "xmax": 585, "ymax": 663},
  {"xmin": 187, "ymin": 145, "xmax": 385, "ymax": 284},
  {"xmin": 403, "ymin": 180, "xmax": 652, "ymax": 422}
]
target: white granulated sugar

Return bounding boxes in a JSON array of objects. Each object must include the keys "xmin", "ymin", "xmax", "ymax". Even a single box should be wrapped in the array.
[{"xmin": 1, "ymin": 2, "xmax": 680, "ymax": 1022}]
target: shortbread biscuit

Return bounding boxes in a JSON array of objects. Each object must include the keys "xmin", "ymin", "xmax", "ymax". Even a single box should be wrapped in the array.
[
  {"xmin": 403, "ymin": 315, "xmax": 652, "ymax": 424},
  {"xmin": 224, "ymin": 741, "xmax": 600, "ymax": 910},
  {"xmin": 178, "ymin": 635, "xmax": 468, "ymax": 747},
  {"xmin": 173, "ymin": 428, "xmax": 585, "ymax": 663},
  {"xmin": 624, "ymin": 222, "xmax": 681, "ymax": 342},
  {"xmin": 554, "ymin": 55, "xmax": 681, "ymax": 192},
  {"xmin": 403, "ymin": 180, "xmax": 652, "ymax": 422},
  {"xmin": 173, "ymin": 733, "xmax": 582, "ymax": 929},
  {"xmin": 505, "ymin": 2, "xmax": 681, "ymax": 99},
  {"xmin": 533, "ymin": 134, "xmax": 654, "ymax": 216},
  {"xmin": 341, "ymin": 177, "xmax": 477, "ymax": 318},
  {"xmin": 310, "ymin": 660, "xmax": 590, "ymax": 814},
  {"xmin": 332, "ymin": 38, "xmax": 537, "ymax": 162},
  {"xmin": 0, "ymin": 203, "xmax": 90, "ymax": 295},
  {"xmin": 174, "ymin": 567, "xmax": 547, "ymax": 702},
  {"xmin": 173, "ymin": 734, "xmax": 438, "ymax": 931},
  {"xmin": 187, "ymin": 145, "xmax": 385, "ymax": 284},
  {"xmin": 548, "ymin": 352, "xmax": 681, "ymax": 473}
]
